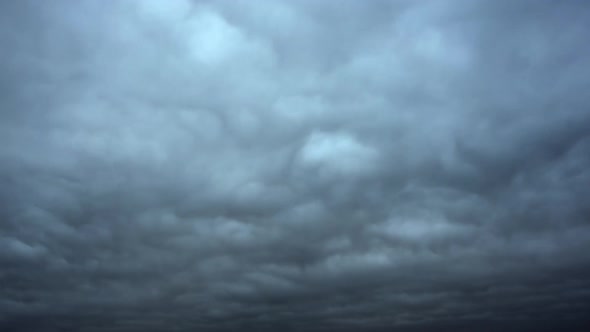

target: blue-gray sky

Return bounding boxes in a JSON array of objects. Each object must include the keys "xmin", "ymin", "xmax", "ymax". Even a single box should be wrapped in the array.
[{"xmin": 1, "ymin": 0, "xmax": 590, "ymax": 331}]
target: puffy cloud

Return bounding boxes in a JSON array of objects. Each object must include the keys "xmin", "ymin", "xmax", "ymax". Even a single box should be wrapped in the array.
[{"xmin": 1, "ymin": 0, "xmax": 590, "ymax": 331}]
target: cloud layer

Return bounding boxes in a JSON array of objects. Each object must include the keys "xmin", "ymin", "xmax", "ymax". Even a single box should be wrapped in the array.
[{"xmin": 1, "ymin": 0, "xmax": 590, "ymax": 331}]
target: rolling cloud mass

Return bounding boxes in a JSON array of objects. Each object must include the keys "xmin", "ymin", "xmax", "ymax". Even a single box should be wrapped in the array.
[{"xmin": 1, "ymin": 0, "xmax": 590, "ymax": 331}]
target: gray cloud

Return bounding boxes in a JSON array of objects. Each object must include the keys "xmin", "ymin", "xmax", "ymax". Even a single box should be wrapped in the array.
[{"xmin": 1, "ymin": 0, "xmax": 590, "ymax": 331}]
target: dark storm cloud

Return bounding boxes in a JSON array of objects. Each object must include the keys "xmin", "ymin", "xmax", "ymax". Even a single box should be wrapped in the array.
[{"xmin": 1, "ymin": 0, "xmax": 590, "ymax": 331}]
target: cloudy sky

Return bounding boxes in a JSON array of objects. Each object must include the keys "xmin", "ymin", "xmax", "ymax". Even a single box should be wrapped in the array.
[{"xmin": 1, "ymin": 0, "xmax": 590, "ymax": 331}]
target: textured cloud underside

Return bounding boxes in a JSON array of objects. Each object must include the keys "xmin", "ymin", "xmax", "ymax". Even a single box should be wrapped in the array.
[{"xmin": 1, "ymin": 0, "xmax": 590, "ymax": 331}]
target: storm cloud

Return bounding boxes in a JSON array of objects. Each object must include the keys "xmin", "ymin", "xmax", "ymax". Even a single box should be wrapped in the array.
[{"xmin": 1, "ymin": 0, "xmax": 590, "ymax": 331}]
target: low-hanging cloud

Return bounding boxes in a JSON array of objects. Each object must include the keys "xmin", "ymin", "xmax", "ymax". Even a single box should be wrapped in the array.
[{"xmin": 1, "ymin": 0, "xmax": 590, "ymax": 331}]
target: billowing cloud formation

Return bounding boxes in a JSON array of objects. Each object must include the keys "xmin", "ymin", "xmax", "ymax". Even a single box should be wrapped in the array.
[{"xmin": 1, "ymin": 0, "xmax": 590, "ymax": 331}]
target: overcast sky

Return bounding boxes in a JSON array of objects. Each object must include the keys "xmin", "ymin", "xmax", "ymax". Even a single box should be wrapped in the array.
[{"xmin": 1, "ymin": 0, "xmax": 590, "ymax": 331}]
